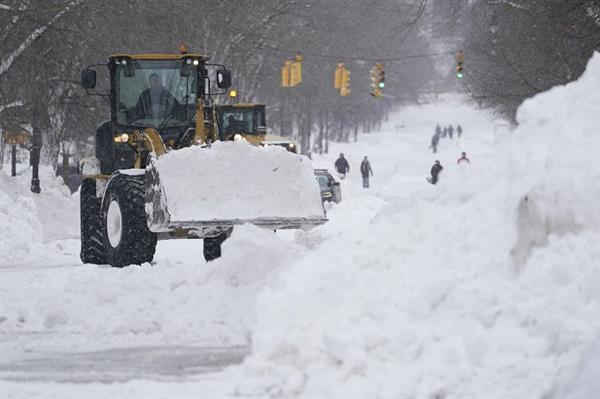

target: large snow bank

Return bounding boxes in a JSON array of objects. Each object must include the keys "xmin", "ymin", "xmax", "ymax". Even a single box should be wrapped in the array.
[
  {"xmin": 0, "ymin": 167, "xmax": 78, "ymax": 265},
  {"xmin": 227, "ymin": 54, "xmax": 600, "ymax": 397},
  {"xmin": 150, "ymin": 141, "xmax": 324, "ymax": 221},
  {"xmin": 0, "ymin": 178, "xmax": 42, "ymax": 262}
]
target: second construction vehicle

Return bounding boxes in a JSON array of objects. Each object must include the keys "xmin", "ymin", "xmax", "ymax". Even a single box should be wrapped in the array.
[
  {"xmin": 215, "ymin": 103, "xmax": 298, "ymax": 153},
  {"xmin": 78, "ymin": 50, "xmax": 326, "ymax": 267}
]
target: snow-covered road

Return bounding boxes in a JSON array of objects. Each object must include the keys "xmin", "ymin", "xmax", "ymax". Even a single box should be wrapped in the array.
[
  {"xmin": 0, "ymin": 97, "xmax": 504, "ymax": 391},
  {"xmin": 1, "ymin": 53, "xmax": 599, "ymax": 398}
]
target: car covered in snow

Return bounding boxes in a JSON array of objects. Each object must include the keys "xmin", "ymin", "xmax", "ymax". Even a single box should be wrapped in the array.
[{"xmin": 314, "ymin": 169, "xmax": 341, "ymax": 203}]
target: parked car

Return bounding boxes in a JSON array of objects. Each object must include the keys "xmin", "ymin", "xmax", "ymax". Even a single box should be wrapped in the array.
[{"xmin": 314, "ymin": 169, "xmax": 341, "ymax": 203}]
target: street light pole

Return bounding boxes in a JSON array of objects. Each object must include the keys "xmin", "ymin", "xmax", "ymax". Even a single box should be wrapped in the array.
[{"xmin": 11, "ymin": 144, "xmax": 17, "ymax": 177}]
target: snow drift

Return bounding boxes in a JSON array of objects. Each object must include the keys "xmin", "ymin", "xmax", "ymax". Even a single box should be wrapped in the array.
[
  {"xmin": 0, "ymin": 166, "xmax": 78, "ymax": 265},
  {"xmin": 227, "ymin": 54, "xmax": 600, "ymax": 398}
]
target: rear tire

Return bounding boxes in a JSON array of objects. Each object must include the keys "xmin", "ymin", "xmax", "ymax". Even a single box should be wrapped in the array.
[
  {"xmin": 203, "ymin": 232, "xmax": 228, "ymax": 261},
  {"xmin": 102, "ymin": 174, "xmax": 157, "ymax": 267},
  {"xmin": 80, "ymin": 179, "xmax": 107, "ymax": 264}
]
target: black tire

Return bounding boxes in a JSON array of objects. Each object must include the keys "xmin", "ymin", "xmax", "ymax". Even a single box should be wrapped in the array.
[
  {"xmin": 203, "ymin": 232, "xmax": 229, "ymax": 261},
  {"xmin": 80, "ymin": 179, "xmax": 107, "ymax": 264},
  {"xmin": 101, "ymin": 174, "xmax": 157, "ymax": 267}
]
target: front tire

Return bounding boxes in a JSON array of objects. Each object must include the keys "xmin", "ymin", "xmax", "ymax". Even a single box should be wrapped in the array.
[
  {"xmin": 102, "ymin": 174, "xmax": 157, "ymax": 267},
  {"xmin": 80, "ymin": 179, "xmax": 107, "ymax": 264}
]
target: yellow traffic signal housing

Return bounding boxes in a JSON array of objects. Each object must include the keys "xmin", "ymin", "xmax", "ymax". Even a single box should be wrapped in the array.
[
  {"xmin": 371, "ymin": 63, "xmax": 384, "ymax": 97},
  {"xmin": 281, "ymin": 60, "xmax": 291, "ymax": 87},
  {"xmin": 290, "ymin": 59, "xmax": 302, "ymax": 87},
  {"xmin": 455, "ymin": 51, "xmax": 465, "ymax": 79},
  {"xmin": 340, "ymin": 67, "xmax": 350, "ymax": 96},
  {"xmin": 334, "ymin": 63, "xmax": 344, "ymax": 89},
  {"xmin": 377, "ymin": 64, "xmax": 385, "ymax": 89},
  {"xmin": 282, "ymin": 55, "xmax": 302, "ymax": 88}
]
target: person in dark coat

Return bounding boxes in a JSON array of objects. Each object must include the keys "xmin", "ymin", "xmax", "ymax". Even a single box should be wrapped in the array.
[
  {"xmin": 457, "ymin": 124, "xmax": 463, "ymax": 138},
  {"xmin": 134, "ymin": 73, "xmax": 179, "ymax": 121},
  {"xmin": 448, "ymin": 124, "xmax": 454, "ymax": 139},
  {"xmin": 435, "ymin": 124, "xmax": 442, "ymax": 137},
  {"xmin": 431, "ymin": 131, "xmax": 440, "ymax": 153},
  {"xmin": 334, "ymin": 153, "xmax": 350, "ymax": 179},
  {"xmin": 430, "ymin": 160, "xmax": 443, "ymax": 184},
  {"xmin": 360, "ymin": 156, "xmax": 373, "ymax": 188},
  {"xmin": 442, "ymin": 127, "xmax": 448, "ymax": 138}
]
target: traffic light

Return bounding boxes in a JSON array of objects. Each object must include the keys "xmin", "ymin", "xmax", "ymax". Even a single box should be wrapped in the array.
[
  {"xmin": 334, "ymin": 63, "xmax": 350, "ymax": 96},
  {"xmin": 456, "ymin": 50, "xmax": 465, "ymax": 79},
  {"xmin": 340, "ymin": 67, "xmax": 350, "ymax": 97},
  {"xmin": 377, "ymin": 63, "xmax": 385, "ymax": 89},
  {"xmin": 281, "ymin": 60, "xmax": 291, "ymax": 87},
  {"xmin": 334, "ymin": 63, "xmax": 344, "ymax": 89},
  {"xmin": 290, "ymin": 53, "xmax": 303, "ymax": 87},
  {"xmin": 281, "ymin": 53, "xmax": 303, "ymax": 88},
  {"xmin": 370, "ymin": 63, "xmax": 384, "ymax": 97}
]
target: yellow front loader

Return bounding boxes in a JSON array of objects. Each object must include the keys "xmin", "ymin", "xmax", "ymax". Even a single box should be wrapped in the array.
[{"xmin": 78, "ymin": 51, "xmax": 326, "ymax": 267}]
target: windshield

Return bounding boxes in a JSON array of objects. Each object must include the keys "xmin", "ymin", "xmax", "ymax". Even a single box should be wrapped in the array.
[
  {"xmin": 220, "ymin": 108, "xmax": 265, "ymax": 135},
  {"xmin": 115, "ymin": 60, "xmax": 197, "ymax": 128},
  {"xmin": 316, "ymin": 175, "xmax": 330, "ymax": 189}
]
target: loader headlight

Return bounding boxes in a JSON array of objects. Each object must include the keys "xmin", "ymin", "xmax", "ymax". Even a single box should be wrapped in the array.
[
  {"xmin": 233, "ymin": 134, "xmax": 246, "ymax": 142},
  {"xmin": 114, "ymin": 133, "xmax": 129, "ymax": 143}
]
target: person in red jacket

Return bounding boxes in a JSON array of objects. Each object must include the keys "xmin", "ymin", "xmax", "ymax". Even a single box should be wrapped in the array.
[{"xmin": 457, "ymin": 151, "xmax": 470, "ymax": 164}]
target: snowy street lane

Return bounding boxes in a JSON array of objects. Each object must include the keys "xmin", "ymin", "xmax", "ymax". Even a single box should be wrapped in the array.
[{"xmin": 0, "ymin": 345, "xmax": 248, "ymax": 383}]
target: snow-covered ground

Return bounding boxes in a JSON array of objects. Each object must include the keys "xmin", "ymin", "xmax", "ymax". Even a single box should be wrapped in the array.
[{"xmin": 1, "ymin": 54, "xmax": 598, "ymax": 398}]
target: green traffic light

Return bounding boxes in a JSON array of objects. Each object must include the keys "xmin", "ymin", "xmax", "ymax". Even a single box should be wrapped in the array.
[
  {"xmin": 378, "ymin": 82, "xmax": 385, "ymax": 88},
  {"xmin": 456, "ymin": 72, "xmax": 464, "ymax": 79}
]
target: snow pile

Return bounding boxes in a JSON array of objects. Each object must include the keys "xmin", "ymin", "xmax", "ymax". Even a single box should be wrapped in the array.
[
  {"xmin": 0, "ymin": 226, "xmax": 300, "ymax": 347},
  {"xmin": 0, "ymin": 177, "xmax": 42, "ymax": 262},
  {"xmin": 227, "ymin": 55, "xmax": 600, "ymax": 397},
  {"xmin": 150, "ymin": 141, "xmax": 324, "ymax": 221},
  {"xmin": 0, "ymin": 167, "xmax": 78, "ymax": 265}
]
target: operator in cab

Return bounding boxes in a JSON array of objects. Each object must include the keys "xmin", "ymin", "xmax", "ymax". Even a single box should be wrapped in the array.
[
  {"xmin": 224, "ymin": 114, "xmax": 240, "ymax": 135},
  {"xmin": 134, "ymin": 73, "xmax": 179, "ymax": 120}
]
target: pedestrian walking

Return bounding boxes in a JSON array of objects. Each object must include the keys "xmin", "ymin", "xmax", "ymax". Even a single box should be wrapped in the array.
[
  {"xmin": 334, "ymin": 153, "xmax": 350, "ymax": 179},
  {"xmin": 435, "ymin": 124, "xmax": 442, "ymax": 137},
  {"xmin": 457, "ymin": 151, "xmax": 470, "ymax": 164},
  {"xmin": 429, "ymin": 160, "xmax": 443, "ymax": 184},
  {"xmin": 431, "ymin": 130, "xmax": 440, "ymax": 153},
  {"xmin": 442, "ymin": 127, "xmax": 448, "ymax": 138},
  {"xmin": 457, "ymin": 125, "xmax": 463, "ymax": 138},
  {"xmin": 360, "ymin": 156, "xmax": 373, "ymax": 188},
  {"xmin": 448, "ymin": 124, "xmax": 454, "ymax": 139}
]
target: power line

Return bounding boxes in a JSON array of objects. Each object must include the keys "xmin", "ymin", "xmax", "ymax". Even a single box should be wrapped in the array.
[{"xmin": 254, "ymin": 44, "xmax": 458, "ymax": 63}]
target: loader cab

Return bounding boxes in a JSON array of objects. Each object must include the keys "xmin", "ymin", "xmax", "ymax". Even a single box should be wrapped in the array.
[
  {"xmin": 216, "ymin": 104, "xmax": 266, "ymax": 141},
  {"xmin": 215, "ymin": 103, "xmax": 297, "ymax": 153},
  {"xmin": 109, "ymin": 54, "xmax": 206, "ymax": 143},
  {"xmin": 81, "ymin": 52, "xmax": 231, "ymax": 174}
]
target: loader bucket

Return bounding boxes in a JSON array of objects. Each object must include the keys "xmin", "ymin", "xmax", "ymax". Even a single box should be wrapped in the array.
[{"xmin": 144, "ymin": 141, "xmax": 326, "ymax": 238}]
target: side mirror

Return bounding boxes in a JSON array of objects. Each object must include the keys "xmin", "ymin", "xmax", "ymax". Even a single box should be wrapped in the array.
[
  {"xmin": 216, "ymin": 69, "xmax": 231, "ymax": 89},
  {"xmin": 81, "ymin": 69, "xmax": 96, "ymax": 89}
]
